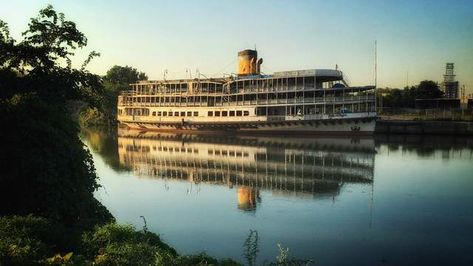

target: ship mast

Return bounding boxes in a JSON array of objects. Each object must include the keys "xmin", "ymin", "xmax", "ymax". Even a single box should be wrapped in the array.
[
  {"xmin": 374, "ymin": 40, "xmax": 378, "ymax": 112},
  {"xmin": 375, "ymin": 40, "xmax": 377, "ymax": 88}
]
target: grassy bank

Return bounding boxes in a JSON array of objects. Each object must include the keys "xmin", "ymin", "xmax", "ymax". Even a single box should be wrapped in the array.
[{"xmin": 0, "ymin": 216, "xmax": 240, "ymax": 265}]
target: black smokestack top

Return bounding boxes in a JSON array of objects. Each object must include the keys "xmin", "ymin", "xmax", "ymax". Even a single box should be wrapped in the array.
[{"xmin": 238, "ymin": 49, "xmax": 257, "ymax": 57}]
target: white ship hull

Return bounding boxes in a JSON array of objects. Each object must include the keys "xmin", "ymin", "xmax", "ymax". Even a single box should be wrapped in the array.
[{"xmin": 119, "ymin": 113, "xmax": 376, "ymax": 135}]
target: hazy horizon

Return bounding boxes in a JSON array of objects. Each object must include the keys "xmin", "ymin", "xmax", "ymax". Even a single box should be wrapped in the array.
[{"xmin": 1, "ymin": 0, "xmax": 472, "ymax": 93}]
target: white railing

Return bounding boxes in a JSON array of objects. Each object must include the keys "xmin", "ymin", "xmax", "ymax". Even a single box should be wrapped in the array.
[{"xmin": 119, "ymin": 95, "xmax": 376, "ymax": 107}]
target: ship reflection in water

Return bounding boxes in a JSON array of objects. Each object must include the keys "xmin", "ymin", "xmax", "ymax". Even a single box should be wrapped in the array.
[{"xmin": 117, "ymin": 129, "xmax": 375, "ymax": 212}]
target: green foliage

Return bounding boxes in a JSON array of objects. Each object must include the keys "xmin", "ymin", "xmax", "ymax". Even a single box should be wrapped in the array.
[
  {"xmin": 77, "ymin": 65, "xmax": 148, "ymax": 127},
  {"xmin": 104, "ymin": 65, "xmax": 148, "ymax": 90},
  {"xmin": 101, "ymin": 65, "xmax": 148, "ymax": 126},
  {"xmin": 79, "ymin": 107, "xmax": 107, "ymax": 127},
  {"xmin": 380, "ymin": 80, "xmax": 444, "ymax": 108},
  {"xmin": 81, "ymin": 223, "xmax": 241, "ymax": 265},
  {"xmin": 82, "ymin": 223, "xmax": 176, "ymax": 258},
  {"xmin": 275, "ymin": 244, "xmax": 289, "ymax": 264},
  {"xmin": 0, "ymin": 5, "xmax": 103, "ymax": 105},
  {"xmin": 0, "ymin": 93, "xmax": 113, "ymax": 227},
  {"xmin": 416, "ymin": 80, "xmax": 443, "ymax": 99},
  {"xmin": 264, "ymin": 244, "xmax": 313, "ymax": 266},
  {"xmin": 81, "ymin": 223, "xmax": 240, "ymax": 266},
  {"xmin": 45, "ymin": 252, "xmax": 74, "ymax": 265},
  {"xmin": 0, "ymin": 4, "xmax": 111, "ymax": 226},
  {"xmin": 0, "ymin": 215, "xmax": 53, "ymax": 265},
  {"xmin": 94, "ymin": 242, "xmax": 158, "ymax": 265},
  {"xmin": 1, "ymin": 217, "xmax": 237, "ymax": 266}
]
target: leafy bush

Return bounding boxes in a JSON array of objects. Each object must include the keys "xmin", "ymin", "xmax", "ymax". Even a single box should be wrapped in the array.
[
  {"xmin": 0, "ymin": 217, "xmax": 240, "ymax": 266},
  {"xmin": 79, "ymin": 107, "xmax": 107, "ymax": 127},
  {"xmin": 0, "ymin": 95, "xmax": 113, "ymax": 227},
  {"xmin": 82, "ymin": 223, "xmax": 177, "ymax": 265},
  {"xmin": 81, "ymin": 223, "xmax": 242, "ymax": 265},
  {"xmin": 0, "ymin": 215, "xmax": 55, "ymax": 265},
  {"xmin": 93, "ymin": 242, "xmax": 158, "ymax": 266}
]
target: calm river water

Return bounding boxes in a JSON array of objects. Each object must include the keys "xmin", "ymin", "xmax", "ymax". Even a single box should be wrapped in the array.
[{"xmin": 83, "ymin": 129, "xmax": 473, "ymax": 266}]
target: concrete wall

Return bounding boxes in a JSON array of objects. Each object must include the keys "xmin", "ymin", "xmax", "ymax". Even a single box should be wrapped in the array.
[{"xmin": 376, "ymin": 120, "xmax": 473, "ymax": 135}]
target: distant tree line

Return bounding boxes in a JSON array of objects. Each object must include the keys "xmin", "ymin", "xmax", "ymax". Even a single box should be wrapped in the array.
[{"xmin": 379, "ymin": 80, "xmax": 444, "ymax": 108}]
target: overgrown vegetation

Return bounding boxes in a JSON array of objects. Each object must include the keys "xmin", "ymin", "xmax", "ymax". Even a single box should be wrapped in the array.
[
  {"xmin": 0, "ymin": 4, "xmax": 109, "ymax": 226},
  {"xmin": 79, "ymin": 65, "xmax": 148, "ymax": 127},
  {"xmin": 0, "ymin": 216, "xmax": 241, "ymax": 265}
]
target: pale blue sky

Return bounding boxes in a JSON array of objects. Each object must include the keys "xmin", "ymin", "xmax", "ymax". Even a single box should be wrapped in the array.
[{"xmin": 1, "ymin": 0, "xmax": 472, "ymax": 93}]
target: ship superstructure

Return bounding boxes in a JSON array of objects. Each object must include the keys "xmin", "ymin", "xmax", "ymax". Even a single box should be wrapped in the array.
[{"xmin": 117, "ymin": 49, "xmax": 377, "ymax": 134}]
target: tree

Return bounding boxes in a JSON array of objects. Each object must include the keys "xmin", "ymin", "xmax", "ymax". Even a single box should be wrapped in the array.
[
  {"xmin": 416, "ymin": 80, "xmax": 444, "ymax": 99},
  {"xmin": 0, "ymin": 6, "xmax": 102, "ymax": 104},
  {"xmin": 380, "ymin": 80, "xmax": 444, "ymax": 108},
  {"xmin": 104, "ymin": 65, "xmax": 147, "ymax": 91},
  {"xmin": 381, "ymin": 87, "xmax": 416, "ymax": 108},
  {"xmin": 0, "ymin": 5, "xmax": 111, "ymax": 225},
  {"xmin": 77, "ymin": 65, "xmax": 148, "ymax": 127},
  {"xmin": 100, "ymin": 65, "xmax": 148, "ymax": 126}
]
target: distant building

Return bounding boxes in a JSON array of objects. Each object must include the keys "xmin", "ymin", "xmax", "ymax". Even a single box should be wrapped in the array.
[{"xmin": 443, "ymin": 63, "xmax": 459, "ymax": 99}]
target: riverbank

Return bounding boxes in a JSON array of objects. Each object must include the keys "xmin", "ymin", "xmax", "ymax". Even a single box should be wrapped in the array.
[{"xmin": 375, "ymin": 120, "xmax": 473, "ymax": 135}]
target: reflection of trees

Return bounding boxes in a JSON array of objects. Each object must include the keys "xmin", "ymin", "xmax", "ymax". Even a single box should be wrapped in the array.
[
  {"xmin": 412, "ymin": 147, "xmax": 436, "ymax": 157},
  {"xmin": 376, "ymin": 134, "xmax": 473, "ymax": 160},
  {"xmin": 81, "ymin": 128, "xmax": 130, "ymax": 172}
]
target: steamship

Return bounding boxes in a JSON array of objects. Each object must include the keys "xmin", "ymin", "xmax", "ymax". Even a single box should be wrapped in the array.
[{"xmin": 117, "ymin": 49, "xmax": 377, "ymax": 134}]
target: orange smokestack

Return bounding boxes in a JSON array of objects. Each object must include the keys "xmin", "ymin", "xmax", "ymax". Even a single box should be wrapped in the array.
[{"xmin": 237, "ymin": 49, "xmax": 262, "ymax": 76}]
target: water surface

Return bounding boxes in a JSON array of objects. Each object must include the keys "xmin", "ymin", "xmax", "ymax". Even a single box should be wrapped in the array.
[{"xmin": 84, "ymin": 130, "xmax": 473, "ymax": 265}]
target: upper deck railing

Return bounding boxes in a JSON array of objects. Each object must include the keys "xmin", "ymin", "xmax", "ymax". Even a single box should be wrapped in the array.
[
  {"xmin": 118, "ymin": 95, "xmax": 376, "ymax": 107},
  {"xmin": 119, "ymin": 85, "xmax": 375, "ymax": 97}
]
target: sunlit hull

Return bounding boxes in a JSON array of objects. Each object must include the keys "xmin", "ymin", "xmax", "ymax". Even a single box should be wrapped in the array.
[{"xmin": 119, "ymin": 114, "xmax": 377, "ymax": 135}]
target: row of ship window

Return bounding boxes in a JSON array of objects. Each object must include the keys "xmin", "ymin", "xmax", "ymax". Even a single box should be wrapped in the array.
[
  {"xmin": 151, "ymin": 111, "xmax": 199, "ymax": 117},
  {"xmin": 148, "ymin": 110, "xmax": 251, "ymax": 117},
  {"xmin": 208, "ymin": 149, "xmax": 249, "ymax": 157},
  {"xmin": 208, "ymin": 110, "xmax": 249, "ymax": 117}
]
